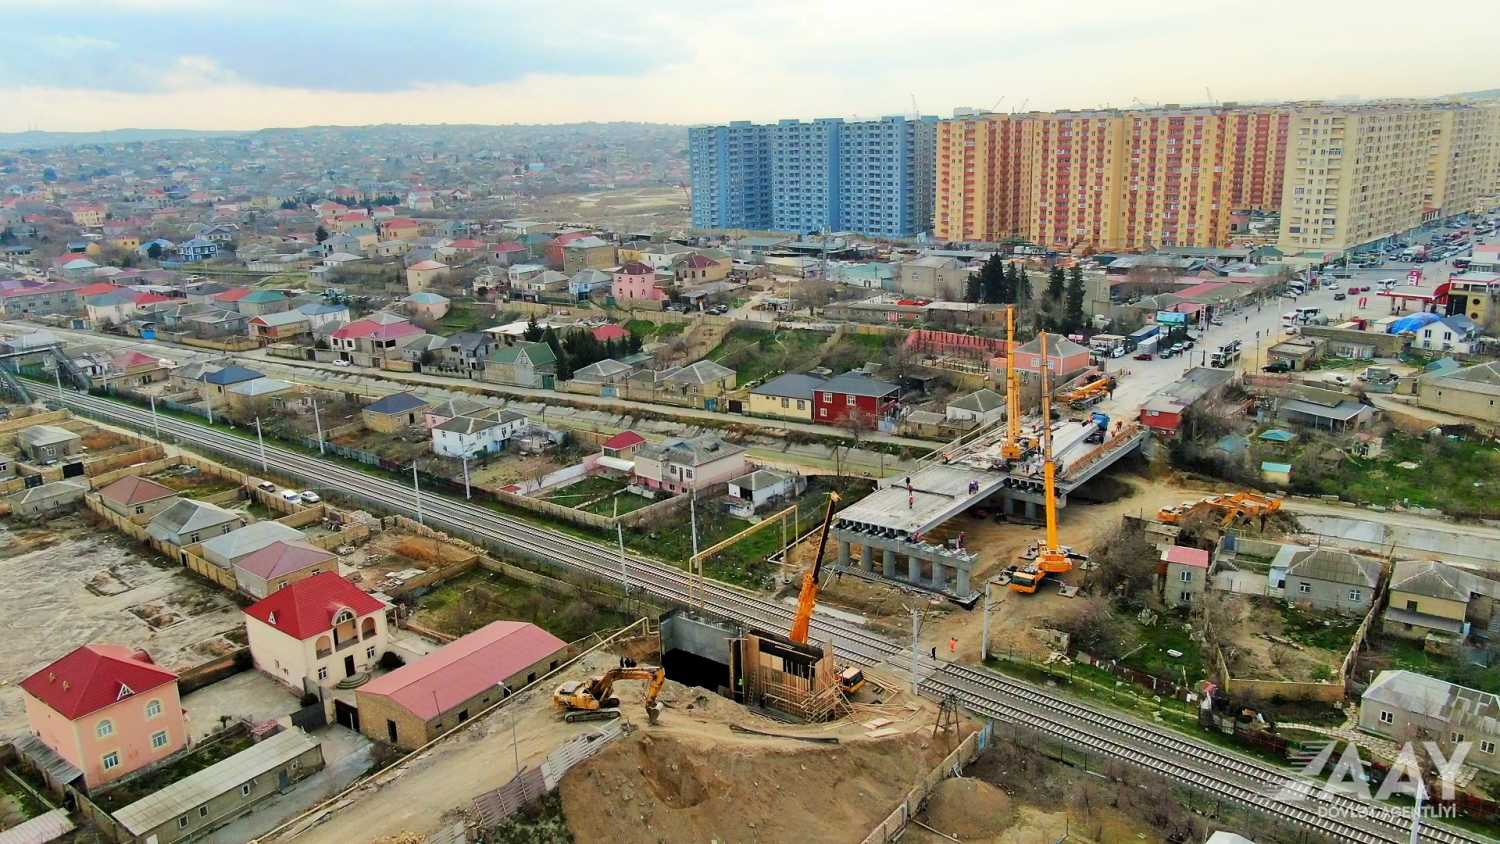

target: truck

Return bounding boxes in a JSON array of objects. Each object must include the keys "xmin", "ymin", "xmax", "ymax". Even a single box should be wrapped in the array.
[
  {"xmin": 1085, "ymin": 411, "xmax": 1110, "ymax": 444},
  {"xmin": 1209, "ymin": 342, "xmax": 1241, "ymax": 368},
  {"xmin": 1089, "ymin": 334, "xmax": 1127, "ymax": 357},
  {"xmin": 1287, "ymin": 280, "xmax": 1306, "ymax": 295},
  {"xmin": 1125, "ymin": 325, "xmax": 1159, "ymax": 352}
]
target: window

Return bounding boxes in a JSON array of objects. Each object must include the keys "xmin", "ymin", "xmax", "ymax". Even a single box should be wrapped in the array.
[
  {"xmin": 103, "ymin": 752, "xmax": 120, "ymax": 770},
  {"xmin": 1379, "ymin": 710, "xmax": 1394, "ymax": 725},
  {"xmin": 1452, "ymin": 732, "xmax": 1464, "ymax": 744},
  {"xmin": 199, "ymin": 806, "xmax": 208, "ymax": 818},
  {"xmin": 146, "ymin": 699, "xmax": 162, "ymax": 719},
  {"xmin": 1480, "ymin": 740, "xmax": 1495, "ymax": 755},
  {"xmin": 152, "ymin": 730, "xmax": 169, "ymax": 749},
  {"xmin": 366, "ymin": 646, "xmax": 375, "ymax": 660},
  {"xmin": 317, "ymin": 666, "xmax": 328, "ymax": 681},
  {"xmin": 1179, "ymin": 591, "xmax": 1193, "ymax": 603},
  {"xmin": 1298, "ymin": 582, "xmax": 1313, "ymax": 594},
  {"xmin": 178, "ymin": 816, "xmax": 189, "ymax": 830},
  {"xmin": 241, "ymin": 782, "xmax": 254, "ymax": 797},
  {"xmin": 134, "ymin": 505, "xmax": 145, "ymax": 514},
  {"xmin": 846, "ymin": 394, "xmax": 856, "ymax": 406},
  {"xmin": 96, "ymin": 720, "xmax": 114, "ymax": 738},
  {"xmin": 1348, "ymin": 589, "xmax": 1362, "ymax": 602},
  {"xmin": 1178, "ymin": 570, "xmax": 1192, "ymax": 583}
]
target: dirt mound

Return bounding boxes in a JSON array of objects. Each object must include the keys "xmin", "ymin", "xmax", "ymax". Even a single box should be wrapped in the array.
[
  {"xmin": 634, "ymin": 735, "xmax": 719, "ymax": 808},
  {"xmin": 923, "ymin": 777, "xmax": 1014, "ymax": 838}
]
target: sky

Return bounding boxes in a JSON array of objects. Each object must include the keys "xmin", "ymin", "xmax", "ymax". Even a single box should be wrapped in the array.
[{"xmin": 1, "ymin": 0, "xmax": 1497, "ymax": 133}]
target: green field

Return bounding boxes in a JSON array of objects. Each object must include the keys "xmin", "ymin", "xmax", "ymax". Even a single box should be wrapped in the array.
[
  {"xmin": 413, "ymin": 568, "xmax": 635, "ymax": 642},
  {"xmin": 1118, "ymin": 612, "xmax": 1207, "ymax": 687},
  {"xmin": 438, "ymin": 303, "xmax": 487, "ymax": 334},
  {"xmin": 709, "ymin": 326, "xmax": 829, "ymax": 386},
  {"xmin": 1302, "ymin": 432, "xmax": 1500, "ymax": 518}
]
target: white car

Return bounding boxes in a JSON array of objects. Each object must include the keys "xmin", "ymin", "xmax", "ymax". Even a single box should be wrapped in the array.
[
  {"xmin": 280, "ymin": 489, "xmax": 302, "ymax": 502},
  {"xmin": 256, "ymin": 480, "xmax": 276, "ymax": 492},
  {"xmin": 299, "ymin": 491, "xmax": 321, "ymax": 503},
  {"xmin": 333, "ymin": 359, "xmax": 351, "ymax": 367},
  {"xmin": 1325, "ymin": 283, "xmax": 1339, "ymax": 292}
]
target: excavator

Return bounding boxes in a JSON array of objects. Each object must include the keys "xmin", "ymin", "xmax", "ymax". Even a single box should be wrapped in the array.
[
  {"xmin": 1157, "ymin": 492, "xmax": 1282, "ymax": 529},
  {"xmin": 1000, "ymin": 305, "xmax": 1030, "ymax": 461},
  {"xmin": 553, "ymin": 665, "xmax": 667, "ymax": 724},
  {"xmin": 1009, "ymin": 333, "xmax": 1076, "ymax": 594},
  {"xmin": 788, "ymin": 492, "xmax": 866, "ymax": 695}
]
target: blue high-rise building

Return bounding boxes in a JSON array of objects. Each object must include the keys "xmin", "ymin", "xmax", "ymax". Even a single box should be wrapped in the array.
[
  {"xmin": 688, "ymin": 121, "xmax": 772, "ymax": 230},
  {"xmin": 689, "ymin": 115, "xmax": 938, "ymax": 237}
]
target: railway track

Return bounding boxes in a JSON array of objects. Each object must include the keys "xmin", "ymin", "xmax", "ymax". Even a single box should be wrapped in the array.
[{"xmin": 48, "ymin": 385, "xmax": 1494, "ymax": 844}]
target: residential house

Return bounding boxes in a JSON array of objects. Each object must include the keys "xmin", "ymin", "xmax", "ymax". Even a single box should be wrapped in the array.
[
  {"xmin": 0, "ymin": 283, "xmax": 83, "ymax": 318},
  {"xmin": 513, "ymin": 269, "xmax": 569, "ymax": 298},
  {"xmin": 1161, "ymin": 545, "xmax": 1210, "ymax": 608},
  {"xmin": 329, "ymin": 312, "xmax": 423, "ymax": 365},
  {"xmin": 249, "ymin": 310, "xmax": 312, "ymax": 341},
  {"xmin": 483, "ymin": 341, "xmax": 557, "ymax": 389},
  {"xmin": 1275, "ymin": 386, "xmax": 1376, "ymax": 433},
  {"xmin": 661, "ymin": 359, "xmax": 737, "ymax": 409},
  {"xmin": 569, "ymin": 268, "xmax": 614, "ymax": 299},
  {"xmin": 16, "ymin": 425, "xmax": 81, "ymax": 464},
  {"xmin": 237, "ymin": 289, "xmax": 289, "ymax": 317},
  {"xmin": 612, "ymin": 261, "xmax": 664, "ymax": 303},
  {"xmin": 18, "ymin": 644, "xmax": 187, "ymax": 789},
  {"xmin": 569, "ymin": 358, "xmax": 636, "ymax": 392},
  {"xmin": 243, "ymin": 572, "xmax": 388, "ymax": 692},
  {"xmin": 1383, "ymin": 560, "xmax": 1499, "ymax": 642},
  {"xmin": 225, "ymin": 378, "xmax": 303, "ymax": 417},
  {"xmin": 374, "ymin": 239, "xmax": 410, "ymax": 258},
  {"xmin": 727, "ymin": 469, "xmax": 806, "ymax": 512},
  {"xmin": 633, "ymin": 435, "xmax": 748, "ymax": 494},
  {"xmin": 361, "ymin": 391, "xmax": 430, "ymax": 433},
  {"xmin": 69, "ymin": 203, "xmax": 106, "ymax": 227},
  {"xmin": 1415, "ymin": 315, "xmax": 1481, "ymax": 354},
  {"xmin": 490, "ymin": 241, "xmax": 526, "ymax": 265},
  {"xmin": 176, "ymin": 238, "xmax": 218, "ymax": 263},
  {"xmin": 1284, "ymin": 548, "xmax": 1384, "ymax": 613},
  {"xmin": 196, "ymin": 221, "xmax": 239, "ymax": 243},
  {"xmin": 110, "ymin": 728, "xmax": 323, "ymax": 844},
  {"xmin": 946, "ymin": 388, "xmax": 1005, "ymax": 427},
  {"xmin": 232, "ymin": 540, "xmax": 339, "ymax": 600},
  {"xmin": 379, "ymin": 218, "xmax": 423, "ymax": 242},
  {"xmin": 196, "ymin": 365, "xmax": 264, "ymax": 406},
  {"xmin": 437, "ymin": 331, "xmax": 494, "ymax": 373},
  {"xmin": 403, "ymin": 290, "xmax": 450, "ymax": 320},
  {"xmin": 1416, "ymin": 360, "xmax": 1500, "ymax": 425},
  {"xmin": 1012, "ymin": 333, "xmax": 1091, "ymax": 382},
  {"xmin": 146, "ymin": 500, "xmax": 245, "ymax": 552},
  {"xmin": 96, "ymin": 476, "xmax": 179, "ymax": 522},
  {"xmin": 592, "ymin": 323, "xmax": 629, "ymax": 344},
  {"xmin": 356, "ymin": 621, "xmax": 567, "ymax": 749},
  {"xmin": 749, "ymin": 373, "xmax": 824, "ymax": 422},
  {"xmin": 9, "ymin": 480, "xmax": 86, "ymax": 520},
  {"xmin": 296, "ymin": 302, "xmax": 349, "ymax": 331},
  {"xmin": 83, "ymin": 291, "xmax": 142, "ymax": 326},
  {"xmin": 812, "ymin": 371, "xmax": 900, "ymax": 427},
  {"xmin": 600, "ymin": 430, "xmax": 645, "ymax": 461},
  {"xmin": 1137, "ymin": 367, "xmax": 1238, "ymax": 437},
  {"xmin": 562, "ymin": 236, "xmax": 617, "ymax": 274},
  {"xmin": 406, "ymin": 260, "xmax": 448, "ymax": 293},
  {"xmin": 200, "ymin": 522, "xmax": 305, "ymax": 576},
  {"xmin": 675, "ymin": 253, "xmax": 728, "ymax": 284},
  {"xmin": 1358, "ymin": 670, "xmax": 1500, "ymax": 774},
  {"xmin": 431, "ymin": 409, "xmax": 528, "ymax": 458},
  {"xmin": 897, "ymin": 256, "xmax": 968, "ymax": 299},
  {"xmin": 507, "ymin": 264, "xmax": 545, "ymax": 288}
]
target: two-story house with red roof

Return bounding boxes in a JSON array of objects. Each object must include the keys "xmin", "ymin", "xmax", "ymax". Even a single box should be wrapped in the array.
[
  {"xmin": 243, "ymin": 573, "xmax": 388, "ymax": 694},
  {"xmin": 19, "ymin": 645, "xmax": 188, "ymax": 789}
]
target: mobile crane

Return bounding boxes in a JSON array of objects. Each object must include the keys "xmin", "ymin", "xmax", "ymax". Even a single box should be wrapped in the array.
[
  {"xmin": 1009, "ymin": 333, "xmax": 1075, "ymax": 594},
  {"xmin": 787, "ymin": 492, "xmax": 865, "ymax": 695},
  {"xmin": 1000, "ymin": 306, "xmax": 1029, "ymax": 460},
  {"xmin": 1156, "ymin": 491, "xmax": 1282, "ymax": 529},
  {"xmin": 1058, "ymin": 375, "xmax": 1116, "ymax": 410},
  {"xmin": 553, "ymin": 665, "xmax": 667, "ymax": 724}
]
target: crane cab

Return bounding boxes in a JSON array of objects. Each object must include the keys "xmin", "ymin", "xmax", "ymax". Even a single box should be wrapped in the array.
[
  {"xmin": 838, "ymin": 666, "xmax": 865, "ymax": 695},
  {"xmin": 1008, "ymin": 565, "xmax": 1043, "ymax": 593}
]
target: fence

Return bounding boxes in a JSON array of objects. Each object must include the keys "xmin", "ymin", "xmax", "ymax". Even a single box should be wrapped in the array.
[{"xmin": 860, "ymin": 722, "xmax": 991, "ymax": 844}]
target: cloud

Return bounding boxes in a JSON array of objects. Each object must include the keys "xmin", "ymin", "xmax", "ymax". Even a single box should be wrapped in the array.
[{"xmin": 0, "ymin": 0, "xmax": 1496, "ymax": 132}]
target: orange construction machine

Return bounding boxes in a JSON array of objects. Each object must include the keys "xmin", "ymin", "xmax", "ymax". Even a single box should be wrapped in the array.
[
  {"xmin": 1010, "ymin": 333, "xmax": 1076, "ymax": 594},
  {"xmin": 787, "ymin": 492, "xmax": 865, "ymax": 695},
  {"xmin": 1157, "ymin": 492, "xmax": 1283, "ymax": 529}
]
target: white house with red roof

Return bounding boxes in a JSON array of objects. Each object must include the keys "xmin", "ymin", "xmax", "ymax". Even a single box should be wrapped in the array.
[
  {"xmin": 354, "ymin": 621, "xmax": 566, "ymax": 748},
  {"xmin": 329, "ymin": 312, "xmax": 423, "ymax": 364},
  {"xmin": 19, "ymin": 645, "xmax": 187, "ymax": 788},
  {"xmin": 243, "ymin": 572, "xmax": 388, "ymax": 693}
]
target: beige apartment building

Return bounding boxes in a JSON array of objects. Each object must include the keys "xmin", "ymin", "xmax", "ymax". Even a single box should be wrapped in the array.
[{"xmin": 1424, "ymin": 104, "xmax": 1490, "ymax": 220}]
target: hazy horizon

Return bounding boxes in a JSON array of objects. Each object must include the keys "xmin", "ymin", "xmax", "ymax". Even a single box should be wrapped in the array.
[{"xmin": 2, "ymin": 0, "xmax": 1498, "ymax": 134}]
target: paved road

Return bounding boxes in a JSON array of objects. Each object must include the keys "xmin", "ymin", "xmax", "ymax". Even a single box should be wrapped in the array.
[{"xmin": 49, "ymin": 384, "xmax": 1485, "ymax": 844}]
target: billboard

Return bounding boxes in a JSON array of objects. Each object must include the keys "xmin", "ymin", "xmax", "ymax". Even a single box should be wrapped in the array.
[{"xmin": 1156, "ymin": 311, "xmax": 1187, "ymax": 326}]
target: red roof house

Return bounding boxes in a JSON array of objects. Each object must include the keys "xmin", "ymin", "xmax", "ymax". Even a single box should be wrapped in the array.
[
  {"xmin": 592, "ymin": 323, "xmax": 629, "ymax": 343},
  {"xmin": 19, "ymin": 645, "xmax": 187, "ymax": 787},
  {"xmin": 600, "ymin": 430, "xmax": 646, "ymax": 459},
  {"xmin": 231, "ymin": 540, "xmax": 338, "ymax": 599},
  {"xmin": 243, "ymin": 573, "xmax": 388, "ymax": 691},
  {"xmin": 354, "ymin": 621, "xmax": 566, "ymax": 747}
]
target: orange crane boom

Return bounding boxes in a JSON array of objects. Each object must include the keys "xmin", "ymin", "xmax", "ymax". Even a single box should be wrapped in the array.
[
  {"xmin": 788, "ymin": 492, "xmax": 840, "ymax": 644},
  {"xmin": 1010, "ymin": 332, "xmax": 1073, "ymax": 593},
  {"xmin": 1001, "ymin": 305, "xmax": 1024, "ymax": 460}
]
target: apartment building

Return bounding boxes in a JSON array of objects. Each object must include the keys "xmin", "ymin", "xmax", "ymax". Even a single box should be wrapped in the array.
[
  {"xmin": 688, "ymin": 121, "xmax": 773, "ymax": 230},
  {"xmin": 1279, "ymin": 103, "xmax": 1443, "ymax": 255},
  {"xmin": 1024, "ymin": 111, "xmax": 1129, "ymax": 251},
  {"xmin": 690, "ymin": 115, "xmax": 938, "ymax": 237},
  {"xmin": 1424, "ymin": 105, "xmax": 1490, "ymax": 220},
  {"xmin": 934, "ymin": 113, "xmax": 1027, "ymax": 242}
]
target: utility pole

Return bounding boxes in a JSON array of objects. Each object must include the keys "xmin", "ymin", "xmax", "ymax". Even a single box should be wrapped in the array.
[
  {"xmin": 909, "ymin": 607, "xmax": 923, "ymax": 695},
  {"xmin": 254, "ymin": 416, "xmax": 267, "ymax": 473},
  {"xmin": 980, "ymin": 579, "xmax": 994, "ymax": 661},
  {"xmin": 1409, "ymin": 777, "xmax": 1425, "ymax": 844},
  {"xmin": 205, "ymin": 386, "xmax": 214, "ymax": 425},
  {"xmin": 148, "ymin": 393, "xmax": 161, "ymax": 443},
  {"xmin": 312, "ymin": 399, "xmax": 325, "ymax": 455},
  {"xmin": 412, "ymin": 462, "xmax": 423, "ymax": 525},
  {"xmin": 461, "ymin": 454, "xmax": 471, "ymax": 499},
  {"xmin": 690, "ymin": 491, "xmax": 700, "ymax": 607}
]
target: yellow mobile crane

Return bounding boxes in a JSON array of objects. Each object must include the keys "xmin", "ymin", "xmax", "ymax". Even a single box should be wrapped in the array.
[
  {"xmin": 1000, "ymin": 306, "xmax": 1028, "ymax": 460},
  {"xmin": 1010, "ymin": 332, "xmax": 1074, "ymax": 594}
]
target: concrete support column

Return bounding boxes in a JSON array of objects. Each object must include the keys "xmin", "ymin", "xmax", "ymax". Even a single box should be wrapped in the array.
[
  {"xmin": 956, "ymin": 565, "xmax": 971, "ymax": 597},
  {"xmin": 883, "ymin": 547, "xmax": 896, "ymax": 578},
  {"xmin": 838, "ymin": 540, "xmax": 850, "ymax": 570},
  {"xmin": 932, "ymin": 560, "xmax": 948, "ymax": 592},
  {"xmin": 859, "ymin": 544, "xmax": 873, "ymax": 574},
  {"xmin": 1024, "ymin": 500, "xmax": 1038, "ymax": 521},
  {"xmin": 907, "ymin": 555, "xmax": 921, "ymax": 584}
]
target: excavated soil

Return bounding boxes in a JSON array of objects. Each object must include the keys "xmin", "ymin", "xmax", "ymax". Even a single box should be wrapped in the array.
[
  {"xmin": 561, "ymin": 729, "xmax": 948, "ymax": 844},
  {"xmin": 922, "ymin": 777, "xmax": 1014, "ymax": 838}
]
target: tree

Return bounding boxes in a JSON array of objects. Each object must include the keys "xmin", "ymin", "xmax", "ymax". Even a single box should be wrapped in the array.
[
  {"xmin": 979, "ymin": 254, "xmax": 1008, "ymax": 304},
  {"xmin": 541, "ymin": 326, "xmax": 569, "ymax": 379},
  {"xmin": 1047, "ymin": 266, "xmax": 1066, "ymax": 304},
  {"xmin": 1014, "ymin": 264, "xmax": 1032, "ymax": 305},
  {"xmin": 523, "ymin": 314, "xmax": 542, "ymax": 341},
  {"xmin": 1065, "ymin": 265, "xmax": 1086, "ymax": 333},
  {"xmin": 1001, "ymin": 262, "xmax": 1020, "ymax": 305},
  {"xmin": 964, "ymin": 273, "xmax": 982, "ymax": 304},
  {"xmin": 315, "ymin": 225, "xmax": 329, "ymax": 243}
]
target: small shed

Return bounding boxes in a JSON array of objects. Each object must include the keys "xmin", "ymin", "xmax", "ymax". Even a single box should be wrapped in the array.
[{"xmin": 1261, "ymin": 461, "xmax": 1292, "ymax": 486}]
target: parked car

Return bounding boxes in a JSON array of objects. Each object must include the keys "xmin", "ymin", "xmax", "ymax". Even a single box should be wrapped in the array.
[
  {"xmin": 1330, "ymin": 374, "xmax": 1351, "ymax": 386},
  {"xmin": 256, "ymin": 480, "xmax": 276, "ymax": 492},
  {"xmin": 1333, "ymin": 292, "xmax": 1347, "ymax": 301},
  {"xmin": 299, "ymin": 491, "xmax": 321, "ymax": 503},
  {"xmin": 1210, "ymin": 316, "xmax": 1224, "ymax": 326},
  {"xmin": 333, "ymin": 359, "xmax": 351, "ymax": 367},
  {"xmin": 1262, "ymin": 361, "xmax": 1292, "ymax": 373},
  {"xmin": 279, "ymin": 489, "xmax": 301, "ymax": 502},
  {"xmin": 1134, "ymin": 352, "xmax": 1154, "ymax": 361}
]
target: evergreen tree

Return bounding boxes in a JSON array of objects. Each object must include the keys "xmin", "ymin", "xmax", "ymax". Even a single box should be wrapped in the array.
[
  {"xmin": 1002, "ymin": 263, "xmax": 1020, "ymax": 304},
  {"xmin": 542, "ymin": 326, "xmax": 570, "ymax": 379},
  {"xmin": 965, "ymin": 273, "xmax": 982, "ymax": 304},
  {"xmin": 523, "ymin": 314, "xmax": 542, "ymax": 341},
  {"xmin": 1065, "ymin": 265, "xmax": 1086, "ymax": 333},
  {"xmin": 315, "ymin": 225, "xmax": 328, "ymax": 243},
  {"xmin": 978, "ymin": 254, "xmax": 1007, "ymax": 304},
  {"xmin": 1015, "ymin": 265, "xmax": 1032, "ymax": 306},
  {"xmin": 1047, "ymin": 266, "xmax": 1065, "ymax": 303}
]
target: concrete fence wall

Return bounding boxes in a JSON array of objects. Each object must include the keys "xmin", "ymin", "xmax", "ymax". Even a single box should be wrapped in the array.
[{"xmin": 861, "ymin": 724, "xmax": 989, "ymax": 844}]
